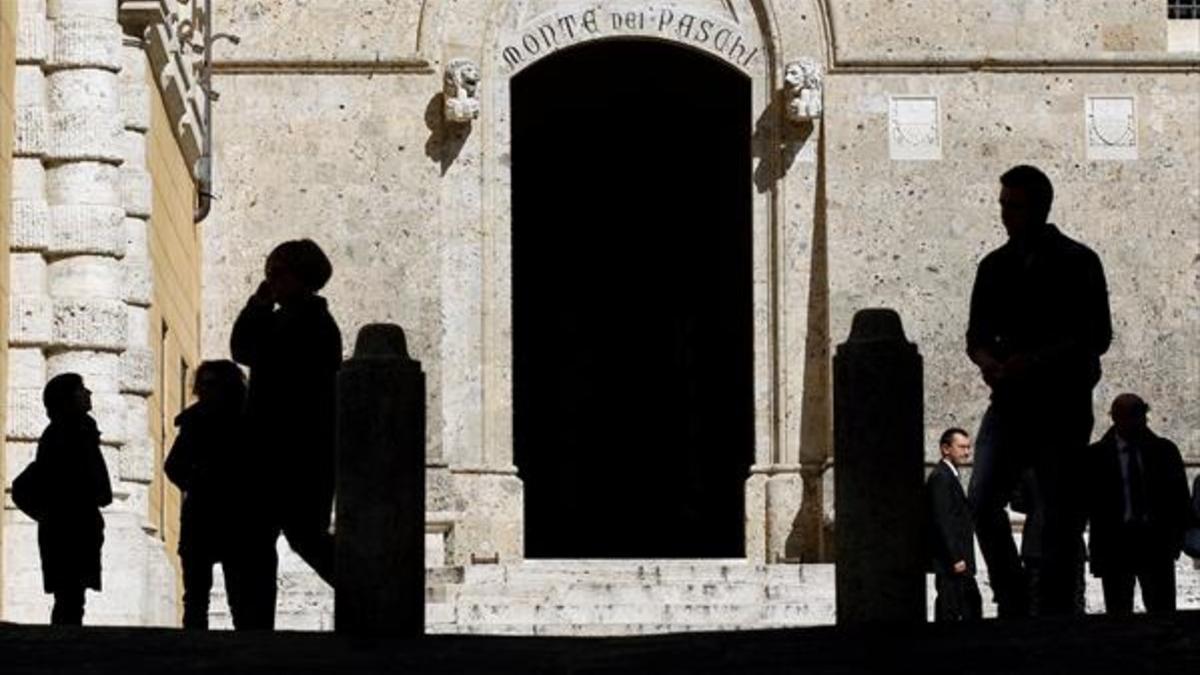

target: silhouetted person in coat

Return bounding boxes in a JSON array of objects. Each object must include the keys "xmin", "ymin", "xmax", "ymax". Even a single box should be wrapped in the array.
[
  {"xmin": 231, "ymin": 239, "xmax": 342, "ymax": 626},
  {"xmin": 1084, "ymin": 394, "xmax": 1190, "ymax": 614},
  {"xmin": 36, "ymin": 373, "xmax": 112, "ymax": 625},
  {"xmin": 927, "ymin": 428, "xmax": 982, "ymax": 622},
  {"xmin": 165, "ymin": 360, "xmax": 257, "ymax": 629},
  {"xmin": 966, "ymin": 165, "xmax": 1112, "ymax": 617}
]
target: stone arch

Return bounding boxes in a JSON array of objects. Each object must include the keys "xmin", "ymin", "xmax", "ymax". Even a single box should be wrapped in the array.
[
  {"xmin": 476, "ymin": 0, "xmax": 784, "ymax": 470},
  {"xmin": 431, "ymin": 0, "xmax": 831, "ymax": 563}
]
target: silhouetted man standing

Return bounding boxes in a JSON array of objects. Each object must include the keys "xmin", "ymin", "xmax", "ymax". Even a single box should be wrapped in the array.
[
  {"xmin": 1085, "ymin": 394, "xmax": 1189, "ymax": 614},
  {"xmin": 232, "ymin": 239, "xmax": 342, "ymax": 628},
  {"xmin": 966, "ymin": 165, "xmax": 1112, "ymax": 617},
  {"xmin": 927, "ymin": 428, "xmax": 982, "ymax": 622}
]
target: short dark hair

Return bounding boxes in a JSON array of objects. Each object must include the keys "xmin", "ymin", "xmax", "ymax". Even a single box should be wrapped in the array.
[
  {"xmin": 269, "ymin": 239, "xmax": 333, "ymax": 292},
  {"xmin": 1000, "ymin": 164, "xmax": 1054, "ymax": 223},
  {"xmin": 194, "ymin": 359, "xmax": 247, "ymax": 402},
  {"xmin": 43, "ymin": 372, "xmax": 84, "ymax": 419},
  {"xmin": 939, "ymin": 427, "xmax": 969, "ymax": 447}
]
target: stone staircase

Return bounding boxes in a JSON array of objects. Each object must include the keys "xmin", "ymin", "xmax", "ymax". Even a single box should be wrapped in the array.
[
  {"xmin": 425, "ymin": 560, "xmax": 833, "ymax": 636},
  {"xmin": 207, "ymin": 552, "xmax": 1200, "ymax": 635}
]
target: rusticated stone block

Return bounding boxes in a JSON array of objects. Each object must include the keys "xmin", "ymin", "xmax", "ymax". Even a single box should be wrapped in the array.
[
  {"xmin": 16, "ymin": 9, "xmax": 47, "ymax": 64},
  {"xmin": 125, "ymin": 305, "xmax": 149, "ymax": 348},
  {"xmin": 7, "ymin": 348, "xmax": 47, "ymax": 388},
  {"xmin": 92, "ymin": 392, "xmax": 128, "ymax": 445},
  {"xmin": 120, "ymin": 346, "xmax": 154, "ymax": 395},
  {"xmin": 49, "ymin": 0, "xmax": 118, "ymax": 22},
  {"xmin": 46, "ymin": 68, "xmax": 119, "ymax": 111},
  {"xmin": 45, "ymin": 350, "xmax": 121, "ymax": 391},
  {"xmin": 9, "ymin": 295, "xmax": 53, "ymax": 346},
  {"xmin": 47, "ymin": 16, "xmax": 122, "ymax": 72},
  {"xmin": 45, "ymin": 161, "xmax": 120, "ymax": 204},
  {"xmin": 50, "ymin": 298, "xmax": 128, "ymax": 351},
  {"xmin": 11, "ymin": 157, "xmax": 46, "ymax": 198},
  {"xmin": 7, "ymin": 389, "xmax": 48, "ymax": 441},
  {"xmin": 47, "ymin": 204, "xmax": 126, "ymax": 257},
  {"xmin": 11, "ymin": 201, "xmax": 51, "ymax": 251},
  {"xmin": 123, "ymin": 258, "xmax": 153, "ymax": 307},
  {"xmin": 121, "ymin": 166, "xmax": 152, "ymax": 218},
  {"xmin": 118, "ymin": 438, "xmax": 155, "ymax": 484},
  {"xmin": 13, "ymin": 107, "xmax": 47, "ymax": 157},
  {"xmin": 47, "ymin": 255, "xmax": 123, "ymax": 297},
  {"xmin": 119, "ymin": 131, "xmax": 147, "ymax": 169},
  {"xmin": 45, "ymin": 111, "xmax": 124, "ymax": 163}
]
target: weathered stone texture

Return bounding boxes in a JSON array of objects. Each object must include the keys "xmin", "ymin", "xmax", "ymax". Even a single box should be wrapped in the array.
[
  {"xmin": 825, "ymin": 71, "xmax": 1200, "ymax": 461},
  {"xmin": 831, "ymin": 0, "xmax": 1166, "ymax": 59},
  {"xmin": 204, "ymin": 72, "xmax": 443, "ymax": 442},
  {"xmin": 213, "ymin": 0, "xmax": 424, "ymax": 62}
]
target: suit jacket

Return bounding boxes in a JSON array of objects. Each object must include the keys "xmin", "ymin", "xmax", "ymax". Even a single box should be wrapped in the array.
[
  {"xmin": 926, "ymin": 460, "xmax": 976, "ymax": 576},
  {"xmin": 1085, "ymin": 427, "xmax": 1190, "ymax": 576}
]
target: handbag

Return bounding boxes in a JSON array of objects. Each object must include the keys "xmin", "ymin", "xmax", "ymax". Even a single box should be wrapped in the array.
[{"xmin": 11, "ymin": 460, "xmax": 46, "ymax": 521}]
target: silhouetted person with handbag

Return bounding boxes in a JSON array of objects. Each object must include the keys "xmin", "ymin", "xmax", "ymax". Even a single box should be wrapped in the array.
[
  {"xmin": 165, "ymin": 360, "xmax": 257, "ymax": 629},
  {"xmin": 231, "ymin": 239, "xmax": 342, "ymax": 627},
  {"xmin": 35, "ymin": 373, "xmax": 112, "ymax": 625}
]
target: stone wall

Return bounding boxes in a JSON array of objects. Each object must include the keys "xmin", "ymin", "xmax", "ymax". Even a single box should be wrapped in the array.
[
  {"xmin": 199, "ymin": 0, "xmax": 1200, "ymax": 581},
  {"xmin": 1, "ymin": 0, "xmax": 206, "ymax": 625},
  {"xmin": 0, "ymin": 0, "xmax": 18, "ymax": 614},
  {"xmin": 824, "ymin": 69, "xmax": 1200, "ymax": 462}
]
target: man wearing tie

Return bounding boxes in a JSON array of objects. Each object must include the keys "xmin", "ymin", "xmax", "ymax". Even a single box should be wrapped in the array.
[
  {"xmin": 927, "ymin": 428, "xmax": 982, "ymax": 621},
  {"xmin": 1084, "ymin": 393, "xmax": 1190, "ymax": 614}
]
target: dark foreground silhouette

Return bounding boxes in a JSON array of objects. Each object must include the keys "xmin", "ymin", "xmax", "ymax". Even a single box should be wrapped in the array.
[{"xmin": 231, "ymin": 238, "xmax": 343, "ymax": 628}]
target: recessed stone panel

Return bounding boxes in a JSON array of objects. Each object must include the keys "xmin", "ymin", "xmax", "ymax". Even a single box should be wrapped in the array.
[
  {"xmin": 1086, "ymin": 95, "xmax": 1138, "ymax": 161},
  {"xmin": 888, "ymin": 96, "xmax": 941, "ymax": 161},
  {"xmin": 47, "ymin": 204, "xmax": 126, "ymax": 257},
  {"xmin": 50, "ymin": 298, "xmax": 128, "ymax": 350}
]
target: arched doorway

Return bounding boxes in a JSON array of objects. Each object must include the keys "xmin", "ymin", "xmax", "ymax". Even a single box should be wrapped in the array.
[{"xmin": 512, "ymin": 39, "xmax": 754, "ymax": 558}]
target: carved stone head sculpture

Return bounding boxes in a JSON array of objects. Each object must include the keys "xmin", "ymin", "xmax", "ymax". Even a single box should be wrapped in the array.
[
  {"xmin": 784, "ymin": 58, "xmax": 823, "ymax": 123},
  {"xmin": 444, "ymin": 58, "xmax": 481, "ymax": 123}
]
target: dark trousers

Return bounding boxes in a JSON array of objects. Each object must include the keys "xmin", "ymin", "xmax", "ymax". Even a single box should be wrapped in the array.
[
  {"xmin": 934, "ymin": 573, "xmax": 982, "ymax": 622},
  {"xmin": 180, "ymin": 552, "xmax": 216, "ymax": 629},
  {"xmin": 280, "ymin": 501, "xmax": 335, "ymax": 586},
  {"xmin": 969, "ymin": 394, "xmax": 1093, "ymax": 617},
  {"xmin": 50, "ymin": 586, "xmax": 85, "ymax": 626},
  {"xmin": 1100, "ymin": 558, "xmax": 1177, "ymax": 615},
  {"xmin": 222, "ymin": 521, "xmax": 280, "ymax": 631}
]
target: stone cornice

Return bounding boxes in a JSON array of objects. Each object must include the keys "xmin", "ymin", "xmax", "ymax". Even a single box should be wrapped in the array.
[
  {"xmin": 118, "ymin": 0, "xmax": 205, "ymax": 182},
  {"xmin": 212, "ymin": 58, "xmax": 435, "ymax": 76},
  {"xmin": 828, "ymin": 53, "xmax": 1200, "ymax": 74}
]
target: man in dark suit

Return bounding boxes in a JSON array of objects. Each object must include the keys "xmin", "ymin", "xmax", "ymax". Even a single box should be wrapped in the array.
[
  {"xmin": 1085, "ymin": 393, "xmax": 1190, "ymax": 614},
  {"xmin": 927, "ymin": 427, "xmax": 982, "ymax": 621}
]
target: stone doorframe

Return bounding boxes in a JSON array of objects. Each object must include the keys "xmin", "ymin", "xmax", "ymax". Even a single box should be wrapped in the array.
[{"xmin": 433, "ymin": 0, "xmax": 828, "ymax": 565}]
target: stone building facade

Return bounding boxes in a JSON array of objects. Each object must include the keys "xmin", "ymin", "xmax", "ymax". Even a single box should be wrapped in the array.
[{"xmin": 1, "ymin": 0, "xmax": 1198, "ymax": 630}]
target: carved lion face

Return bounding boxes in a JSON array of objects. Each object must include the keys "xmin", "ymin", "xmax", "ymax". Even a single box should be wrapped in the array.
[{"xmin": 783, "ymin": 62, "xmax": 805, "ymax": 89}]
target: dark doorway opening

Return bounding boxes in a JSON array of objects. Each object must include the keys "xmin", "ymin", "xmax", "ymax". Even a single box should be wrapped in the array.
[{"xmin": 512, "ymin": 40, "xmax": 754, "ymax": 558}]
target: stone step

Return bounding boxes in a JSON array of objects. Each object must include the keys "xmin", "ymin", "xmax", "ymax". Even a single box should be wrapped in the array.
[
  {"xmin": 427, "ymin": 622, "xmax": 780, "ymax": 636},
  {"xmin": 461, "ymin": 560, "xmax": 811, "ymax": 586},
  {"xmin": 451, "ymin": 601, "xmax": 821, "ymax": 626},
  {"xmin": 453, "ymin": 580, "xmax": 828, "ymax": 605}
]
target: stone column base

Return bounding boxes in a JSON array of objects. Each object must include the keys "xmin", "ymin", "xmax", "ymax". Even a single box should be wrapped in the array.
[
  {"xmin": 745, "ymin": 467, "xmax": 803, "ymax": 563},
  {"xmin": 449, "ymin": 467, "xmax": 524, "ymax": 565}
]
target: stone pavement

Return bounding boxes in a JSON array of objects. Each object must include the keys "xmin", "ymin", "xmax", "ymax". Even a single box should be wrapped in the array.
[{"xmin": 2, "ymin": 611, "xmax": 1199, "ymax": 674}]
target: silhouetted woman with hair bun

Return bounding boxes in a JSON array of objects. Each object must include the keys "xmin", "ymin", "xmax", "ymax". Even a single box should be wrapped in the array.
[
  {"xmin": 35, "ymin": 372, "xmax": 112, "ymax": 625},
  {"xmin": 231, "ymin": 239, "xmax": 342, "ymax": 628}
]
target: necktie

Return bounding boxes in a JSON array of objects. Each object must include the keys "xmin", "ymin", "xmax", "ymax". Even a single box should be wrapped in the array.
[{"xmin": 1125, "ymin": 445, "xmax": 1146, "ymax": 523}]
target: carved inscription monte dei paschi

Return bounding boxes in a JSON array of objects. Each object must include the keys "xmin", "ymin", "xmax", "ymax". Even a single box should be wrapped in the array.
[{"xmin": 501, "ymin": 5, "xmax": 763, "ymax": 71}]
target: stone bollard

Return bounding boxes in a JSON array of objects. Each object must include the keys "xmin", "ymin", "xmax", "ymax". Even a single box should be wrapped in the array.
[
  {"xmin": 335, "ymin": 323, "xmax": 426, "ymax": 636},
  {"xmin": 833, "ymin": 308, "xmax": 925, "ymax": 625}
]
